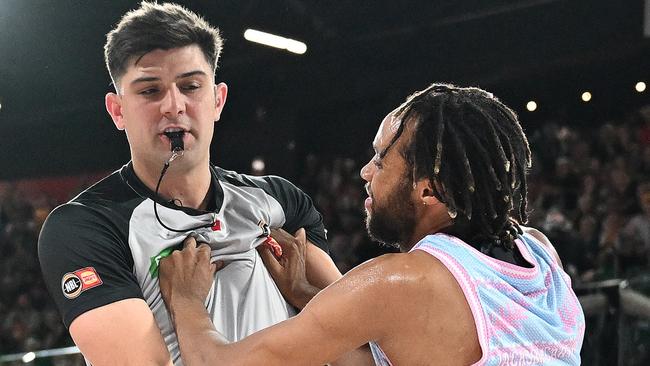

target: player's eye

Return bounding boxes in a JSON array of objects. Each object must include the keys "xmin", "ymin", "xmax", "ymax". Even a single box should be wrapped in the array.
[{"xmin": 373, "ymin": 157, "xmax": 383, "ymax": 169}]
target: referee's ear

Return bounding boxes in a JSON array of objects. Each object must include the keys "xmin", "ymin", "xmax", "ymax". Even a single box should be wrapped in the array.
[
  {"xmin": 213, "ymin": 82, "xmax": 228, "ymax": 123},
  {"xmin": 105, "ymin": 92, "xmax": 125, "ymax": 130}
]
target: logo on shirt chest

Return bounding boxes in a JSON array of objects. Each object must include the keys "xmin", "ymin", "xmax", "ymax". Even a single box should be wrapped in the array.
[{"xmin": 61, "ymin": 267, "xmax": 103, "ymax": 299}]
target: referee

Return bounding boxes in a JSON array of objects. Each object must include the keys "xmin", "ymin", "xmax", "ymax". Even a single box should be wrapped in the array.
[{"xmin": 38, "ymin": 2, "xmax": 341, "ymax": 365}]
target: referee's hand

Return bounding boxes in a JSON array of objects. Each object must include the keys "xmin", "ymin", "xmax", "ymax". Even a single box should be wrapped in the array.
[{"xmin": 159, "ymin": 236, "xmax": 223, "ymax": 312}]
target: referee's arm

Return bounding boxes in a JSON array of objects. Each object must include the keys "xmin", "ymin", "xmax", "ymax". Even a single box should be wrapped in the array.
[
  {"xmin": 38, "ymin": 204, "xmax": 172, "ymax": 365},
  {"xmin": 257, "ymin": 175, "xmax": 343, "ymax": 294},
  {"xmin": 70, "ymin": 299, "xmax": 172, "ymax": 366}
]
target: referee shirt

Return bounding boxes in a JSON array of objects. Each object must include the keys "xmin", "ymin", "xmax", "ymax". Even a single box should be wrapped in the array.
[{"xmin": 38, "ymin": 162, "xmax": 328, "ymax": 364}]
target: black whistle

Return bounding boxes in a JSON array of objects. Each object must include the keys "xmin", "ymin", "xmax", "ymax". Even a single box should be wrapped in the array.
[{"xmin": 164, "ymin": 131, "xmax": 185, "ymax": 152}]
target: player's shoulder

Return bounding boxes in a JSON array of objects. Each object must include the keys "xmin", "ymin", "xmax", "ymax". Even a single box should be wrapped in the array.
[
  {"xmin": 521, "ymin": 225, "xmax": 558, "ymax": 255},
  {"xmin": 345, "ymin": 251, "xmax": 450, "ymax": 296},
  {"xmin": 520, "ymin": 225, "xmax": 564, "ymax": 267},
  {"xmin": 521, "ymin": 226, "xmax": 551, "ymax": 245}
]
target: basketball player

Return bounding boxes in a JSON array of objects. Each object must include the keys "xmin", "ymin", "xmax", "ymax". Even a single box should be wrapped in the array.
[{"xmin": 160, "ymin": 84, "xmax": 586, "ymax": 365}]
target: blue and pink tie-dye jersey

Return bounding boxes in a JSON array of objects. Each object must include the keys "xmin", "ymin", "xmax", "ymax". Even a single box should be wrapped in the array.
[{"xmin": 369, "ymin": 232, "xmax": 585, "ymax": 366}]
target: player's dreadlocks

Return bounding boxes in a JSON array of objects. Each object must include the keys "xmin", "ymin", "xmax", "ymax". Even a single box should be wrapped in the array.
[{"xmin": 386, "ymin": 83, "xmax": 532, "ymax": 251}]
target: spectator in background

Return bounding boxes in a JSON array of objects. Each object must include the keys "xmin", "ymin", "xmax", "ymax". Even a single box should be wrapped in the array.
[
  {"xmin": 595, "ymin": 123, "xmax": 626, "ymax": 163},
  {"xmin": 600, "ymin": 166, "xmax": 637, "ymax": 216},
  {"xmin": 638, "ymin": 145, "xmax": 650, "ymax": 179},
  {"xmin": 549, "ymin": 156, "xmax": 581, "ymax": 211},
  {"xmin": 0, "ymin": 188, "xmax": 73, "ymax": 355},
  {"xmin": 637, "ymin": 105, "xmax": 650, "ymax": 147},
  {"xmin": 618, "ymin": 182, "xmax": 650, "ymax": 275}
]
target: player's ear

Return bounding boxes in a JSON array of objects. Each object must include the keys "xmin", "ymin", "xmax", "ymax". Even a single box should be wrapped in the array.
[{"xmin": 414, "ymin": 178, "xmax": 442, "ymax": 206}]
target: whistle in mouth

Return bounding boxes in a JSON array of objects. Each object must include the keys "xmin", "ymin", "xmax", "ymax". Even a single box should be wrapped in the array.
[{"xmin": 164, "ymin": 131, "xmax": 185, "ymax": 152}]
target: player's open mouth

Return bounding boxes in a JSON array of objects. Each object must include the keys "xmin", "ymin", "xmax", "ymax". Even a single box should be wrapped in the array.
[{"xmin": 364, "ymin": 184, "xmax": 373, "ymax": 210}]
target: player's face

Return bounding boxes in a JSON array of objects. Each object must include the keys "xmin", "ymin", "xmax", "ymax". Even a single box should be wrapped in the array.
[
  {"xmin": 106, "ymin": 45, "xmax": 227, "ymax": 171},
  {"xmin": 360, "ymin": 112, "xmax": 417, "ymax": 248}
]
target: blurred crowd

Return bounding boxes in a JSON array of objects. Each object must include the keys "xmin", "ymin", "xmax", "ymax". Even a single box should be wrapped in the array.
[
  {"xmin": 1, "ymin": 106, "xmax": 650, "ymax": 361},
  {"xmin": 0, "ymin": 187, "xmax": 68, "ymax": 357},
  {"xmin": 524, "ymin": 108, "xmax": 650, "ymax": 284}
]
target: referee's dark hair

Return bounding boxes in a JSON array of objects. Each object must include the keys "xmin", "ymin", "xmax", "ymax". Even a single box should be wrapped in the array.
[
  {"xmin": 389, "ymin": 83, "xmax": 532, "ymax": 250},
  {"xmin": 104, "ymin": 1, "xmax": 223, "ymax": 91}
]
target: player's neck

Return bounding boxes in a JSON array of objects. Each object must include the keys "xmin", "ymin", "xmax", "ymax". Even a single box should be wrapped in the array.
[
  {"xmin": 133, "ymin": 159, "xmax": 213, "ymax": 210},
  {"xmin": 401, "ymin": 211, "xmax": 452, "ymax": 252}
]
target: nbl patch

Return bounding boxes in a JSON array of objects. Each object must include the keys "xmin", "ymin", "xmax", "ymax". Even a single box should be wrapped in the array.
[{"xmin": 61, "ymin": 267, "xmax": 103, "ymax": 299}]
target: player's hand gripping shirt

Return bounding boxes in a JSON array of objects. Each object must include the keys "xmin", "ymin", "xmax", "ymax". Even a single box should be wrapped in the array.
[{"xmin": 38, "ymin": 163, "xmax": 328, "ymax": 364}]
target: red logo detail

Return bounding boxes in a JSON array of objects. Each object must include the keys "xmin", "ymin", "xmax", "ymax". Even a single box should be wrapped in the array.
[
  {"xmin": 211, "ymin": 220, "xmax": 221, "ymax": 231},
  {"xmin": 74, "ymin": 267, "xmax": 103, "ymax": 291}
]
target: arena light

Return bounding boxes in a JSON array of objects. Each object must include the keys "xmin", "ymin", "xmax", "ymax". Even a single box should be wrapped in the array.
[
  {"xmin": 22, "ymin": 352, "xmax": 36, "ymax": 363},
  {"xmin": 526, "ymin": 101, "xmax": 537, "ymax": 112},
  {"xmin": 251, "ymin": 157, "xmax": 265, "ymax": 172},
  {"xmin": 636, "ymin": 81, "xmax": 646, "ymax": 93},
  {"xmin": 244, "ymin": 29, "xmax": 307, "ymax": 55},
  {"xmin": 581, "ymin": 91, "xmax": 592, "ymax": 102}
]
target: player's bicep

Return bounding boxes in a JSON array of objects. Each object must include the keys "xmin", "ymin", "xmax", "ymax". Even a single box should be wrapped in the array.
[
  {"xmin": 306, "ymin": 241, "xmax": 342, "ymax": 289},
  {"xmin": 70, "ymin": 298, "xmax": 172, "ymax": 366}
]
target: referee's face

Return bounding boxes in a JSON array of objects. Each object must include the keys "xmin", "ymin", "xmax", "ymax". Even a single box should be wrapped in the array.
[{"xmin": 106, "ymin": 45, "xmax": 228, "ymax": 173}]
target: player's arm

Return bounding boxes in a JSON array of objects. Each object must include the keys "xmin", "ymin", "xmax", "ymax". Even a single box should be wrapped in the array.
[
  {"xmin": 306, "ymin": 240, "xmax": 342, "ymax": 290},
  {"xmin": 258, "ymin": 229, "xmax": 373, "ymax": 365},
  {"xmin": 259, "ymin": 229, "xmax": 373, "ymax": 365},
  {"xmin": 70, "ymin": 299, "xmax": 172, "ymax": 365},
  {"xmin": 161, "ymin": 237, "xmax": 403, "ymax": 366},
  {"xmin": 268, "ymin": 239, "xmax": 342, "ymax": 309},
  {"xmin": 259, "ymin": 229, "xmax": 341, "ymax": 309},
  {"xmin": 285, "ymin": 240, "xmax": 341, "ymax": 309}
]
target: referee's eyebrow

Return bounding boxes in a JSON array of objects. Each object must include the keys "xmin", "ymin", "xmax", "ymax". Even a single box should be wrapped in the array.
[{"xmin": 130, "ymin": 70, "xmax": 207, "ymax": 85}]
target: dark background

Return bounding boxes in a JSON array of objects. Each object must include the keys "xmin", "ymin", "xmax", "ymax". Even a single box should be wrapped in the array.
[
  {"xmin": 1, "ymin": 2, "xmax": 650, "ymax": 362},
  {"xmin": 0, "ymin": 0, "xmax": 648, "ymax": 180}
]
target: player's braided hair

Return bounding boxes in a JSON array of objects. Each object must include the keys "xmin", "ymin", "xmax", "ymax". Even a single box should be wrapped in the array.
[{"xmin": 387, "ymin": 83, "xmax": 532, "ymax": 250}]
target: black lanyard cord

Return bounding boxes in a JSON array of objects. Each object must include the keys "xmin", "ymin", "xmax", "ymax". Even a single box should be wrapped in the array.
[{"xmin": 152, "ymin": 145, "xmax": 216, "ymax": 233}]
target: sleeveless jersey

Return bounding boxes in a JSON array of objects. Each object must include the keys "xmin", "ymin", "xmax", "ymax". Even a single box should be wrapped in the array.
[{"xmin": 370, "ymin": 232, "xmax": 584, "ymax": 366}]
